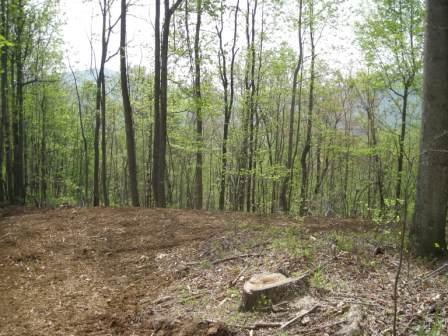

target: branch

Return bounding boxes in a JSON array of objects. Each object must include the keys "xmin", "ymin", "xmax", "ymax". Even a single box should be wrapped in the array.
[{"xmin": 22, "ymin": 78, "xmax": 57, "ymax": 86}]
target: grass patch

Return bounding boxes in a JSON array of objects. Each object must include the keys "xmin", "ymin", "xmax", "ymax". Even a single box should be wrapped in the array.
[{"xmin": 271, "ymin": 227, "xmax": 313, "ymax": 258}]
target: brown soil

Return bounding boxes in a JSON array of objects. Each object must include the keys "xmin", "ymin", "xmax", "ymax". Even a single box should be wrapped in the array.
[
  {"xmin": 0, "ymin": 208, "xmax": 446, "ymax": 336},
  {"xmin": 0, "ymin": 208, "xmax": 289, "ymax": 335}
]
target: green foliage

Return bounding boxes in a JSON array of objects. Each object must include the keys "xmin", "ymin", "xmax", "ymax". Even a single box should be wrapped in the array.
[
  {"xmin": 310, "ymin": 266, "xmax": 330, "ymax": 289},
  {"xmin": 0, "ymin": 34, "xmax": 13, "ymax": 47},
  {"xmin": 417, "ymin": 316, "xmax": 444, "ymax": 336}
]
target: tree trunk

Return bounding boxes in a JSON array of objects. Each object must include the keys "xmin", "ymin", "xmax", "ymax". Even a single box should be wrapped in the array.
[
  {"xmin": 69, "ymin": 63, "xmax": 89, "ymax": 205},
  {"xmin": 193, "ymin": 0, "xmax": 203, "ymax": 209},
  {"xmin": 299, "ymin": 4, "xmax": 315, "ymax": 216},
  {"xmin": 280, "ymin": 0, "xmax": 303, "ymax": 213},
  {"xmin": 152, "ymin": 0, "xmax": 183, "ymax": 208},
  {"xmin": 120, "ymin": 0, "xmax": 140, "ymax": 207},
  {"xmin": 101, "ymin": 70, "xmax": 108, "ymax": 206},
  {"xmin": 40, "ymin": 93, "xmax": 47, "ymax": 207},
  {"xmin": 152, "ymin": 0, "xmax": 163, "ymax": 207},
  {"xmin": 410, "ymin": 0, "xmax": 448, "ymax": 257},
  {"xmin": 13, "ymin": 0, "xmax": 25, "ymax": 204},
  {"xmin": 395, "ymin": 85, "xmax": 409, "ymax": 211},
  {"xmin": 217, "ymin": 0, "xmax": 239, "ymax": 211},
  {"xmin": 0, "ymin": 0, "xmax": 7, "ymax": 203},
  {"xmin": 1, "ymin": 0, "xmax": 12, "ymax": 203}
]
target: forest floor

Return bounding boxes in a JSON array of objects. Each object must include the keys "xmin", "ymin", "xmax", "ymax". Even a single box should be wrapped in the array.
[{"xmin": 0, "ymin": 207, "xmax": 447, "ymax": 336}]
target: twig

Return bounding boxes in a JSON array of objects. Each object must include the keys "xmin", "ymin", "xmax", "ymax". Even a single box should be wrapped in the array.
[
  {"xmin": 152, "ymin": 295, "xmax": 173, "ymax": 305},
  {"xmin": 212, "ymin": 254, "xmax": 262, "ymax": 265},
  {"xmin": 280, "ymin": 304, "xmax": 320, "ymax": 330},
  {"xmin": 418, "ymin": 263, "xmax": 448, "ymax": 282},
  {"xmin": 0, "ymin": 232, "xmax": 11, "ymax": 241},
  {"xmin": 229, "ymin": 265, "xmax": 249, "ymax": 287},
  {"xmin": 248, "ymin": 322, "xmax": 282, "ymax": 329},
  {"xmin": 185, "ymin": 253, "xmax": 262, "ymax": 267},
  {"xmin": 301, "ymin": 320, "xmax": 347, "ymax": 335}
]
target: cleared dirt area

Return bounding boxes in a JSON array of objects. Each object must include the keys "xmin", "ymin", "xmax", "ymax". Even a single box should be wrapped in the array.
[{"xmin": 0, "ymin": 208, "xmax": 446, "ymax": 335}]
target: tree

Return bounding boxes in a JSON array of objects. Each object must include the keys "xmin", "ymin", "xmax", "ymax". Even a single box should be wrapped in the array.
[
  {"xmin": 216, "ymin": 0, "xmax": 239, "ymax": 211},
  {"xmin": 357, "ymin": 0, "xmax": 424, "ymax": 212},
  {"xmin": 280, "ymin": 0, "xmax": 304, "ymax": 213},
  {"xmin": 152, "ymin": 0, "xmax": 184, "ymax": 208},
  {"xmin": 192, "ymin": 0, "xmax": 203, "ymax": 209},
  {"xmin": 299, "ymin": 0, "xmax": 316, "ymax": 216},
  {"xmin": 92, "ymin": 0, "xmax": 119, "ymax": 206},
  {"xmin": 69, "ymin": 62, "xmax": 89, "ymax": 205},
  {"xmin": 0, "ymin": 0, "xmax": 7, "ymax": 203},
  {"xmin": 120, "ymin": 0, "xmax": 140, "ymax": 206},
  {"xmin": 409, "ymin": 0, "xmax": 448, "ymax": 257}
]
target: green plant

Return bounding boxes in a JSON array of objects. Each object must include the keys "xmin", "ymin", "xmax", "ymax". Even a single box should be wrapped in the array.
[
  {"xmin": 255, "ymin": 294, "xmax": 272, "ymax": 309},
  {"xmin": 311, "ymin": 267, "xmax": 330, "ymax": 289},
  {"xmin": 271, "ymin": 228, "xmax": 312, "ymax": 258},
  {"xmin": 417, "ymin": 316, "xmax": 444, "ymax": 336}
]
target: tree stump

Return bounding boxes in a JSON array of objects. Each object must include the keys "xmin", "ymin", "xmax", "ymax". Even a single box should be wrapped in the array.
[{"xmin": 240, "ymin": 272, "xmax": 309, "ymax": 311}]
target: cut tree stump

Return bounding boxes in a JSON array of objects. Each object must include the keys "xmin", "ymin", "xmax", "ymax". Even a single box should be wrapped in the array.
[{"xmin": 240, "ymin": 272, "xmax": 310, "ymax": 311}]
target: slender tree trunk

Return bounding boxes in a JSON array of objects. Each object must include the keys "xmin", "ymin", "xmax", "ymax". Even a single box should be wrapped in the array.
[
  {"xmin": 1, "ymin": 0, "xmax": 12, "ymax": 203},
  {"xmin": 93, "ymin": 0, "xmax": 111, "ymax": 206},
  {"xmin": 152, "ymin": 0, "xmax": 163, "ymax": 207},
  {"xmin": 40, "ymin": 93, "xmax": 47, "ymax": 207},
  {"xmin": 246, "ymin": 0, "xmax": 257, "ymax": 212},
  {"xmin": 395, "ymin": 85, "xmax": 409, "ymax": 208},
  {"xmin": 217, "ymin": 0, "xmax": 239, "ymax": 211},
  {"xmin": 410, "ymin": 0, "xmax": 448, "ymax": 257},
  {"xmin": 120, "ymin": 0, "xmax": 140, "ymax": 207},
  {"xmin": 280, "ymin": 0, "xmax": 303, "ymax": 212},
  {"xmin": 93, "ymin": 70, "xmax": 101, "ymax": 206},
  {"xmin": 101, "ymin": 71, "xmax": 108, "ymax": 205},
  {"xmin": 69, "ymin": 63, "xmax": 89, "ymax": 205},
  {"xmin": 152, "ymin": 0, "xmax": 183, "ymax": 208},
  {"xmin": 299, "ymin": 4, "xmax": 315, "ymax": 216},
  {"xmin": 0, "ymin": 0, "xmax": 7, "ymax": 203},
  {"xmin": 13, "ymin": 0, "xmax": 25, "ymax": 204},
  {"xmin": 193, "ymin": 0, "xmax": 203, "ymax": 209}
]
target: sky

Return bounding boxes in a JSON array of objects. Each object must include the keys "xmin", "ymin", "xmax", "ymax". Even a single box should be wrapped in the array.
[
  {"xmin": 60, "ymin": 0, "xmax": 366, "ymax": 73},
  {"xmin": 61, "ymin": 0, "xmax": 153, "ymax": 71}
]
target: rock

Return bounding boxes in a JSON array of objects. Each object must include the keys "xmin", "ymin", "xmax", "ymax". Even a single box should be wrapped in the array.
[
  {"xmin": 336, "ymin": 305, "xmax": 363, "ymax": 336},
  {"xmin": 240, "ymin": 272, "xmax": 309, "ymax": 311}
]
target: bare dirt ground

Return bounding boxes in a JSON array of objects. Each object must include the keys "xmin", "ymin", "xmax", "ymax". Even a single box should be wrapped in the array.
[{"xmin": 0, "ymin": 208, "xmax": 447, "ymax": 336}]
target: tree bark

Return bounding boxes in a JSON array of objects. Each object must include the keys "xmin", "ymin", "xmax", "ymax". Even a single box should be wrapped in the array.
[
  {"xmin": 152, "ymin": 0, "xmax": 183, "ymax": 208},
  {"xmin": 0, "ymin": 0, "xmax": 7, "ymax": 203},
  {"xmin": 69, "ymin": 63, "xmax": 89, "ymax": 205},
  {"xmin": 13, "ymin": 0, "xmax": 25, "ymax": 204},
  {"xmin": 217, "ymin": 0, "xmax": 239, "ymax": 211},
  {"xmin": 395, "ymin": 85, "xmax": 409, "ymax": 209},
  {"xmin": 152, "ymin": 0, "xmax": 163, "ymax": 207},
  {"xmin": 280, "ymin": 0, "xmax": 303, "ymax": 213},
  {"xmin": 299, "ymin": 2, "xmax": 315, "ymax": 216},
  {"xmin": 410, "ymin": 0, "xmax": 448, "ymax": 257},
  {"xmin": 120, "ymin": 0, "xmax": 140, "ymax": 207},
  {"xmin": 193, "ymin": 0, "xmax": 203, "ymax": 209}
]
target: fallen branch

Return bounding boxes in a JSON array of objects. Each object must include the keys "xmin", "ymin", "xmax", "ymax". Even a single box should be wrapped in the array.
[
  {"xmin": 229, "ymin": 265, "xmax": 249, "ymax": 287},
  {"xmin": 418, "ymin": 263, "xmax": 448, "ymax": 282},
  {"xmin": 152, "ymin": 296, "xmax": 173, "ymax": 305},
  {"xmin": 248, "ymin": 322, "xmax": 283, "ymax": 329},
  {"xmin": 212, "ymin": 254, "xmax": 262, "ymax": 265},
  {"xmin": 185, "ymin": 253, "xmax": 262, "ymax": 267},
  {"xmin": 301, "ymin": 320, "xmax": 347, "ymax": 335},
  {"xmin": 280, "ymin": 304, "xmax": 320, "ymax": 330}
]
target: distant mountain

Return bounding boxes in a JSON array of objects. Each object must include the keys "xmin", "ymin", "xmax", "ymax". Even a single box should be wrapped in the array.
[{"xmin": 61, "ymin": 68, "xmax": 119, "ymax": 85}]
